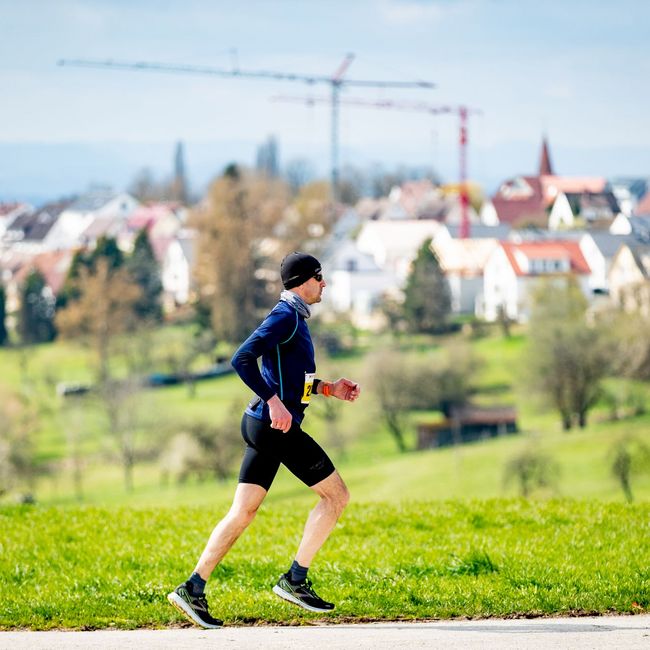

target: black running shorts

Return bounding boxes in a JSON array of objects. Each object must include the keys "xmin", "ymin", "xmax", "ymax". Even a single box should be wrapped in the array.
[{"xmin": 239, "ymin": 413, "xmax": 335, "ymax": 490}]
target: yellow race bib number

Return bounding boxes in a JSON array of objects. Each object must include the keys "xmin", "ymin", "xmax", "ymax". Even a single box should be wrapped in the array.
[{"xmin": 301, "ymin": 373, "xmax": 315, "ymax": 404}]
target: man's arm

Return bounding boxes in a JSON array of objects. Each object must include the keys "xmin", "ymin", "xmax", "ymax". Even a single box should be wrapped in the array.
[
  {"xmin": 231, "ymin": 308, "xmax": 297, "ymax": 432},
  {"xmin": 315, "ymin": 377, "xmax": 361, "ymax": 402}
]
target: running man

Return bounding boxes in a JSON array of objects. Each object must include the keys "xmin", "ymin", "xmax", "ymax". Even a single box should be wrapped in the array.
[{"xmin": 168, "ymin": 252, "xmax": 361, "ymax": 628}]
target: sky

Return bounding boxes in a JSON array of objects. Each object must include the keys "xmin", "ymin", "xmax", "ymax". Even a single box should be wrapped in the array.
[{"xmin": 1, "ymin": 0, "xmax": 649, "ymax": 203}]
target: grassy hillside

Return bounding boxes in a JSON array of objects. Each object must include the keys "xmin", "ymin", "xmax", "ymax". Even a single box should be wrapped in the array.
[
  {"xmin": 1, "ymin": 326, "xmax": 649, "ymax": 506},
  {"xmin": 1, "ymin": 500, "xmax": 647, "ymax": 629}
]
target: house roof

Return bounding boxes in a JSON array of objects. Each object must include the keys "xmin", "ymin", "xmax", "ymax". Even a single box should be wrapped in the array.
[
  {"xmin": 635, "ymin": 192, "xmax": 650, "ymax": 216},
  {"xmin": 13, "ymin": 250, "xmax": 74, "ymax": 294},
  {"xmin": 446, "ymin": 223, "xmax": 511, "ymax": 240},
  {"xmin": 490, "ymin": 174, "xmax": 608, "ymax": 226},
  {"xmin": 357, "ymin": 219, "xmax": 443, "ymax": 257},
  {"xmin": 500, "ymin": 240, "xmax": 591, "ymax": 276},
  {"xmin": 127, "ymin": 202, "xmax": 182, "ymax": 231},
  {"xmin": 586, "ymin": 232, "xmax": 637, "ymax": 259},
  {"xmin": 628, "ymin": 216, "xmax": 650, "ymax": 241},
  {"xmin": 5, "ymin": 201, "xmax": 70, "ymax": 242},
  {"xmin": 67, "ymin": 190, "xmax": 137, "ymax": 213},
  {"xmin": 0, "ymin": 202, "xmax": 30, "ymax": 218},
  {"xmin": 540, "ymin": 176, "xmax": 606, "ymax": 203},
  {"xmin": 326, "ymin": 240, "xmax": 382, "ymax": 272},
  {"xmin": 564, "ymin": 191, "xmax": 620, "ymax": 217},
  {"xmin": 626, "ymin": 243, "xmax": 650, "ymax": 279},
  {"xmin": 434, "ymin": 238, "xmax": 499, "ymax": 275},
  {"xmin": 80, "ymin": 215, "xmax": 124, "ymax": 243}
]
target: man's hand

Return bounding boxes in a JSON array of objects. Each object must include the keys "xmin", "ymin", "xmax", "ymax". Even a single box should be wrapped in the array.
[
  {"xmin": 329, "ymin": 378, "xmax": 361, "ymax": 402},
  {"xmin": 267, "ymin": 395, "xmax": 293, "ymax": 432}
]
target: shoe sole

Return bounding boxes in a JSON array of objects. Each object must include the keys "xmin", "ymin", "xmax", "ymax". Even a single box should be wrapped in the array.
[
  {"xmin": 272, "ymin": 585, "xmax": 335, "ymax": 613},
  {"xmin": 167, "ymin": 592, "xmax": 222, "ymax": 629}
]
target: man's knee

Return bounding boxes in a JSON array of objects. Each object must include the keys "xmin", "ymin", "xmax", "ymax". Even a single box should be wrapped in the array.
[
  {"xmin": 324, "ymin": 482, "xmax": 350, "ymax": 515},
  {"xmin": 230, "ymin": 502, "xmax": 259, "ymax": 526}
]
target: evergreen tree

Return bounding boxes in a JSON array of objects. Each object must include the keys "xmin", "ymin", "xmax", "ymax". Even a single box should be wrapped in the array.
[
  {"xmin": 57, "ymin": 237, "xmax": 124, "ymax": 311},
  {"xmin": 18, "ymin": 270, "xmax": 56, "ymax": 344},
  {"xmin": 91, "ymin": 236, "xmax": 124, "ymax": 271},
  {"xmin": 403, "ymin": 239, "xmax": 451, "ymax": 334},
  {"xmin": 127, "ymin": 228, "xmax": 163, "ymax": 323},
  {"xmin": 0, "ymin": 284, "xmax": 8, "ymax": 346}
]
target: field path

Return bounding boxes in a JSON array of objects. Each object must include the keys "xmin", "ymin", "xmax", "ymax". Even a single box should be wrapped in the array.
[{"xmin": 2, "ymin": 615, "xmax": 649, "ymax": 649}]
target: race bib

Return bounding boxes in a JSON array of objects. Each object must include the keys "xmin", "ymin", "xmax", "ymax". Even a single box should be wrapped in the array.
[{"xmin": 301, "ymin": 372, "xmax": 315, "ymax": 404}]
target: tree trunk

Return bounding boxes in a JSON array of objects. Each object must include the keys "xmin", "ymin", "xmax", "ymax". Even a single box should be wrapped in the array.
[
  {"xmin": 386, "ymin": 412, "xmax": 407, "ymax": 453},
  {"xmin": 578, "ymin": 410, "xmax": 587, "ymax": 428}
]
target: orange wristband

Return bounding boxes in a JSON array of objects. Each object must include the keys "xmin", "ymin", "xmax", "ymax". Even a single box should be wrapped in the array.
[{"xmin": 322, "ymin": 382, "xmax": 331, "ymax": 397}]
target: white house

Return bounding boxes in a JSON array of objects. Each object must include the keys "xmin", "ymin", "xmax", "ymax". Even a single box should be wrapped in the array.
[
  {"xmin": 578, "ymin": 232, "xmax": 635, "ymax": 294},
  {"xmin": 322, "ymin": 240, "xmax": 396, "ymax": 329},
  {"xmin": 432, "ymin": 237, "xmax": 501, "ymax": 314},
  {"xmin": 548, "ymin": 190, "xmax": 620, "ymax": 231},
  {"xmin": 482, "ymin": 240, "xmax": 592, "ymax": 322},
  {"xmin": 43, "ymin": 190, "xmax": 139, "ymax": 251},
  {"xmin": 608, "ymin": 243, "xmax": 650, "ymax": 315},
  {"xmin": 161, "ymin": 229, "xmax": 195, "ymax": 309},
  {"xmin": 0, "ymin": 203, "xmax": 31, "ymax": 244},
  {"xmin": 355, "ymin": 219, "xmax": 443, "ymax": 282}
]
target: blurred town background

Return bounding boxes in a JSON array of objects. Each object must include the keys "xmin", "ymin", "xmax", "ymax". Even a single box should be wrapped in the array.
[{"xmin": 1, "ymin": 1, "xmax": 649, "ymax": 506}]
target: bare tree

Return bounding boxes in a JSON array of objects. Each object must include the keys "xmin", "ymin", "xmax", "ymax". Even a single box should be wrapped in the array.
[
  {"xmin": 56, "ymin": 259, "xmax": 144, "ymax": 491},
  {"xmin": 503, "ymin": 445, "xmax": 560, "ymax": 498},
  {"xmin": 526, "ymin": 278, "xmax": 613, "ymax": 430},
  {"xmin": 610, "ymin": 435, "xmax": 650, "ymax": 502}
]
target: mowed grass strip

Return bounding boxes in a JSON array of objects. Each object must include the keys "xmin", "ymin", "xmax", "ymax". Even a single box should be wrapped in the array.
[{"xmin": 0, "ymin": 499, "xmax": 648, "ymax": 629}]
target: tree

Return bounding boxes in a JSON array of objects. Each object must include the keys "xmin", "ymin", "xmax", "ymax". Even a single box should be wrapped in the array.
[
  {"xmin": 0, "ymin": 388, "xmax": 40, "ymax": 500},
  {"xmin": 610, "ymin": 435, "xmax": 650, "ymax": 502},
  {"xmin": 0, "ymin": 284, "xmax": 8, "ymax": 346},
  {"xmin": 403, "ymin": 239, "xmax": 451, "ymax": 334},
  {"xmin": 526, "ymin": 278, "xmax": 612, "ymax": 430},
  {"xmin": 127, "ymin": 228, "xmax": 163, "ymax": 324},
  {"xmin": 191, "ymin": 165, "xmax": 289, "ymax": 342},
  {"xmin": 18, "ymin": 270, "xmax": 56, "ymax": 344},
  {"xmin": 368, "ymin": 344, "xmax": 479, "ymax": 452},
  {"xmin": 56, "ymin": 260, "xmax": 143, "ymax": 491},
  {"xmin": 56, "ymin": 259, "xmax": 141, "ymax": 384},
  {"xmin": 504, "ymin": 445, "xmax": 560, "ymax": 498}
]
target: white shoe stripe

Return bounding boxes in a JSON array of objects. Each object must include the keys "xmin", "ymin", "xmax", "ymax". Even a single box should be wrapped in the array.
[
  {"xmin": 272, "ymin": 585, "xmax": 334, "ymax": 613},
  {"xmin": 167, "ymin": 592, "xmax": 222, "ymax": 629}
]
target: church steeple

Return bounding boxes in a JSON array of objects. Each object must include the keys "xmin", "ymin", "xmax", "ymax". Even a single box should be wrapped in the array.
[{"xmin": 539, "ymin": 136, "xmax": 554, "ymax": 176}]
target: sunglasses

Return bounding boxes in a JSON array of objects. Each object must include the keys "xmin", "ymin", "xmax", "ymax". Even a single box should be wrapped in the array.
[{"xmin": 313, "ymin": 272, "xmax": 323, "ymax": 282}]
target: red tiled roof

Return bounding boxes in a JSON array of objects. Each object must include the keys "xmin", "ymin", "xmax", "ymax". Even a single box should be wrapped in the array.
[
  {"xmin": 500, "ymin": 240, "xmax": 591, "ymax": 276},
  {"xmin": 13, "ymin": 250, "xmax": 74, "ymax": 295}
]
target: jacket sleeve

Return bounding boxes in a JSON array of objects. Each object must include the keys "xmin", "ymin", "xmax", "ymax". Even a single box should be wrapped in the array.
[{"xmin": 231, "ymin": 307, "xmax": 298, "ymax": 402}]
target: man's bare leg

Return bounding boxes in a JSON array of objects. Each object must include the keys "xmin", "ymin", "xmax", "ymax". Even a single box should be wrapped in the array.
[
  {"xmin": 194, "ymin": 482, "xmax": 268, "ymax": 579},
  {"xmin": 272, "ymin": 471, "xmax": 349, "ymax": 612},
  {"xmin": 295, "ymin": 470, "xmax": 350, "ymax": 568}
]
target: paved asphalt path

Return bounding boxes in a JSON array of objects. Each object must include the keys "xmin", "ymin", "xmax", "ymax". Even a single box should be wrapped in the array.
[{"xmin": 2, "ymin": 615, "xmax": 649, "ymax": 649}]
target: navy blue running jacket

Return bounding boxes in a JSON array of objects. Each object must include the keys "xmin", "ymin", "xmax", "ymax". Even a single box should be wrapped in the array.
[{"xmin": 231, "ymin": 300, "xmax": 316, "ymax": 424}]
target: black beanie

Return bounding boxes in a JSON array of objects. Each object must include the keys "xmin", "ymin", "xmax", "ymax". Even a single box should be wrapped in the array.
[{"xmin": 281, "ymin": 252, "xmax": 322, "ymax": 290}]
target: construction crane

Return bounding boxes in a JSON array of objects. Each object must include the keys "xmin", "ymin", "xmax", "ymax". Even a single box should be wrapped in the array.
[
  {"xmin": 274, "ymin": 95, "xmax": 481, "ymax": 237},
  {"xmin": 57, "ymin": 54, "xmax": 435, "ymax": 201}
]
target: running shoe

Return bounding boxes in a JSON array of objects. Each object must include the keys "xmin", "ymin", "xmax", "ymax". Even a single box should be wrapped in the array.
[
  {"xmin": 167, "ymin": 582, "xmax": 223, "ymax": 629},
  {"xmin": 272, "ymin": 573, "xmax": 335, "ymax": 613}
]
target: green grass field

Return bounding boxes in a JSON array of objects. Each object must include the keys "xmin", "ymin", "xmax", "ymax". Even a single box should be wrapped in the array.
[
  {"xmin": 1, "ymin": 328, "xmax": 649, "ymax": 629},
  {"xmin": 1, "ymin": 500, "xmax": 648, "ymax": 629}
]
